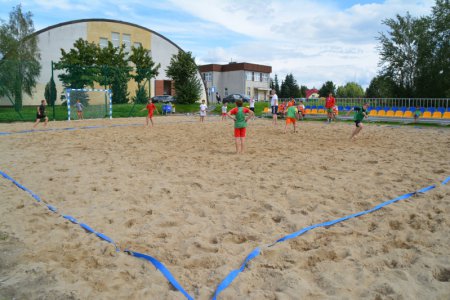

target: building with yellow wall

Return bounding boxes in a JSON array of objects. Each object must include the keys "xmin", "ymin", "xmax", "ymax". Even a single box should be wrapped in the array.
[{"xmin": 0, "ymin": 18, "xmax": 206, "ymax": 106}]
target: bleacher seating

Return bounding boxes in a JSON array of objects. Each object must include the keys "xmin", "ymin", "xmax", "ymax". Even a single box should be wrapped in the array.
[
  {"xmin": 386, "ymin": 110, "xmax": 395, "ymax": 117},
  {"xmin": 394, "ymin": 111, "xmax": 404, "ymax": 117},
  {"xmin": 403, "ymin": 111, "xmax": 413, "ymax": 118},
  {"xmin": 377, "ymin": 110, "xmax": 386, "ymax": 117},
  {"xmin": 432, "ymin": 112, "xmax": 443, "ymax": 119}
]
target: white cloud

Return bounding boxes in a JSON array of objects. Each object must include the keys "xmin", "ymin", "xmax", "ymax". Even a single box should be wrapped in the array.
[
  {"xmin": 0, "ymin": 0, "xmax": 435, "ymax": 88},
  {"xmin": 165, "ymin": 0, "xmax": 433, "ymax": 88}
]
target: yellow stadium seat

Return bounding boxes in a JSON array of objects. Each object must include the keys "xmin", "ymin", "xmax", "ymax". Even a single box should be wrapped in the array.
[
  {"xmin": 369, "ymin": 110, "xmax": 378, "ymax": 117},
  {"xmin": 443, "ymin": 112, "xmax": 450, "ymax": 119},
  {"xmin": 305, "ymin": 109, "xmax": 312, "ymax": 114},
  {"xmin": 386, "ymin": 110, "xmax": 395, "ymax": 117},
  {"xmin": 262, "ymin": 107, "xmax": 271, "ymax": 117},
  {"xmin": 422, "ymin": 111, "xmax": 432, "ymax": 118},
  {"xmin": 403, "ymin": 111, "xmax": 413, "ymax": 118},
  {"xmin": 394, "ymin": 111, "xmax": 404, "ymax": 117},
  {"xmin": 377, "ymin": 110, "xmax": 386, "ymax": 117},
  {"xmin": 432, "ymin": 112, "xmax": 443, "ymax": 119},
  {"xmin": 310, "ymin": 109, "xmax": 318, "ymax": 114},
  {"xmin": 317, "ymin": 109, "xmax": 326, "ymax": 114}
]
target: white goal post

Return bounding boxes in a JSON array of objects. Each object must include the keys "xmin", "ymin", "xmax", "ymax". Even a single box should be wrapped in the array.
[{"xmin": 65, "ymin": 88, "xmax": 112, "ymax": 121}]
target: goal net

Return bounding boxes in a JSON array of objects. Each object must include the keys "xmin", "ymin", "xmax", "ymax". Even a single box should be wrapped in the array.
[{"xmin": 66, "ymin": 88, "xmax": 112, "ymax": 120}]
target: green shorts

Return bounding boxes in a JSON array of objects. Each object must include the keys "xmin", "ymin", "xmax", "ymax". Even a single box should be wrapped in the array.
[{"xmin": 327, "ymin": 108, "xmax": 333, "ymax": 113}]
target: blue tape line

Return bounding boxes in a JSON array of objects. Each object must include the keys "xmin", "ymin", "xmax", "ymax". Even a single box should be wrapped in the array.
[
  {"xmin": 443, "ymin": 177, "xmax": 450, "ymax": 185},
  {"xmin": 126, "ymin": 250, "xmax": 194, "ymax": 300},
  {"xmin": 212, "ymin": 248, "xmax": 260, "ymax": 300},
  {"xmin": 1, "ymin": 168, "xmax": 448, "ymax": 300},
  {"xmin": 62, "ymin": 215, "xmax": 78, "ymax": 224},
  {"xmin": 0, "ymin": 170, "xmax": 41, "ymax": 202},
  {"xmin": 416, "ymin": 185, "xmax": 436, "ymax": 193},
  {"xmin": 0, "ymin": 132, "xmax": 11, "ymax": 136},
  {"xmin": 47, "ymin": 204, "xmax": 57, "ymax": 212},
  {"xmin": 80, "ymin": 223, "xmax": 96, "ymax": 234},
  {"xmin": 222, "ymin": 187, "xmax": 436, "ymax": 297},
  {"xmin": 81, "ymin": 126, "xmax": 101, "ymax": 129}
]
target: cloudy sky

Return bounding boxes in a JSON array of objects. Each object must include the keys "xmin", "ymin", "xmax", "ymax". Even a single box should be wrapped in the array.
[{"xmin": 0, "ymin": 0, "xmax": 435, "ymax": 89}]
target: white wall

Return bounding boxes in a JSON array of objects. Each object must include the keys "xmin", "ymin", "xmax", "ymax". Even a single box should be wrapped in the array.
[
  {"xmin": 151, "ymin": 34, "xmax": 206, "ymax": 101},
  {"xmin": 33, "ymin": 23, "xmax": 88, "ymax": 106}
]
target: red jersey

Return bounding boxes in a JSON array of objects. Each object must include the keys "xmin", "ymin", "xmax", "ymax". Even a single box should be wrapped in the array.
[
  {"xmin": 229, "ymin": 107, "xmax": 250, "ymax": 114},
  {"xmin": 146, "ymin": 103, "xmax": 156, "ymax": 114},
  {"xmin": 325, "ymin": 96, "xmax": 335, "ymax": 109}
]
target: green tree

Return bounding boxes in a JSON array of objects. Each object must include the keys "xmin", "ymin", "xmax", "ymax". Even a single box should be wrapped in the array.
[
  {"xmin": 55, "ymin": 38, "xmax": 98, "ymax": 89},
  {"xmin": 415, "ymin": 0, "xmax": 450, "ymax": 97},
  {"xmin": 280, "ymin": 73, "xmax": 301, "ymax": 98},
  {"xmin": 377, "ymin": 12, "xmax": 429, "ymax": 97},
  {"xmin": 318, "ymin": 81, "xmax": 336, "ymax": 97},
  {"xmin": 166, "ymin": 51, "xmax": 201, "ymax": 104},
  {"xmin": 44, "ymin": 77, "xmax": 57, "ymax": 106},
  {"xmin": 300, "ymin": 85, "xmax": 307, "ymax": 98},
  {"xmin": 336, "ymin": 82, "xmax": 365, "ymax": 98},
  {"xmin": 0, "ymin": 5, "xmax": 40, "ymax": 112},
  {"xmin": 432, "ymin": 0, "xmax": 450, "ymax": 97},
  {"xmin": 365, "ymin": 75, "xmax": 396, "ymax": 98},
  {"xmin": 271, "ymin": 74, "xmax": 280, "ymax": 94},
  {"xmin": 129, "ymin": 45, "xmax": 160, "ymax": 103},
  {"xmin": 96, "ymin": 41, "xmax": 131, "ymax": 104}
]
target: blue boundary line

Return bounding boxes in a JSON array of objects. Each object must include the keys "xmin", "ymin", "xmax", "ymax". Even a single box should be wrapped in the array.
[
  {"xmin": 0, "ymin": 117, "xmax": 225, "ymax": 137},
  {"xmin": 0, "ymin": 170, "xmax": 194, "ymax": 300},
  {"xmin": 0, "ymin": 117, "xmax": 222, "ymax": 137},
  {"xmin": 1, "ymin": 168, "xmax": 449, "ymax": 300},
  {"xmin": 210, "ymin": 178, "xmax": 449, "ymax": 299}
]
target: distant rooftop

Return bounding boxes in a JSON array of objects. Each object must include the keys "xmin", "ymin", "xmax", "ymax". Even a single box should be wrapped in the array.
[{"xmin": 199, "ymin": 62, "xmax": 272, "ymax": 73}]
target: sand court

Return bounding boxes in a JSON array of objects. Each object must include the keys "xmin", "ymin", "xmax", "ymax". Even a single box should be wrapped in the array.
[{"xmin": 0, "ymin": 116, "xmax": 449, "ymax": 299}]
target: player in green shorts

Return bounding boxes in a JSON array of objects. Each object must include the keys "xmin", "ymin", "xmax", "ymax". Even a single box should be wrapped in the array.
[
  {"xmin": 284, "ymin": 104, "xmax": 299, "ymax": 133},
  {"xmin": 347, "ymin": 103, "xmax": 369, "ymax": 140}
]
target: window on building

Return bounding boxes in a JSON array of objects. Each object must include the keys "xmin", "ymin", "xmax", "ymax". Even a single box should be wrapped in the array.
[
  {"xmin": 252, "ymin": 72, "xmax": 255, "ymax": 81},
  {"xmin": 259, "ymin": 73, "xmax": 263, "ymax": 82},
  {"xmin": 122, "ymin": 34, "xmax": 131, "ymax": 53},
  {"xmin": 99, "ymin": 37, "xmax": 108, "ymax": 49},
  {"xmin": 204, "ymin": 72, "xmax": 212, "ymax": 82},
  {"xmin": 247, "ymin": 87, "xmax": 251, "ymax": 96},
  {"xmin": 246, "ymin": 71, "xmax": 252, "ymax": 81},
  {"xmin": 111, "ymin": 32, "xmax": 120, "ymax": 47},
  {"xmin": 262, "ymin": 73, "xmax": 269, "ymax": 82},
  {"xmin": 225, "ymin": 88, "xmax": 228, "ymax": 96},
  {"xmin": 133, "ymin": 42, "xmax": 142, "ymax": 49}
]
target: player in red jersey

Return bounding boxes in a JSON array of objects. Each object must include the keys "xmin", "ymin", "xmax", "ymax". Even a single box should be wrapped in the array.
[{"xmin": 140, "ymin": 98, "xmax": 159, "ymax": 127}]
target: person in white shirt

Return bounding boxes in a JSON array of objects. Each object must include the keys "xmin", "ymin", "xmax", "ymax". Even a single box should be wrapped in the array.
[
  {"xmin": 221, "ymin": 103, "xmax": 228, "ymax": 121},
  {"xmin": 249, "ymin": 97, "xmax": 256, "ymax": 120},
  {"xmin": 270, "ymin": 89, "xmax": 279, "ymax": 125},
  {"xmin": 249, "ymin": 97, "xmax": 255, "ymax": 112},
  {"xmin": 199, "ymin": 100, "xmax": 207, "ymax": 122}
]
